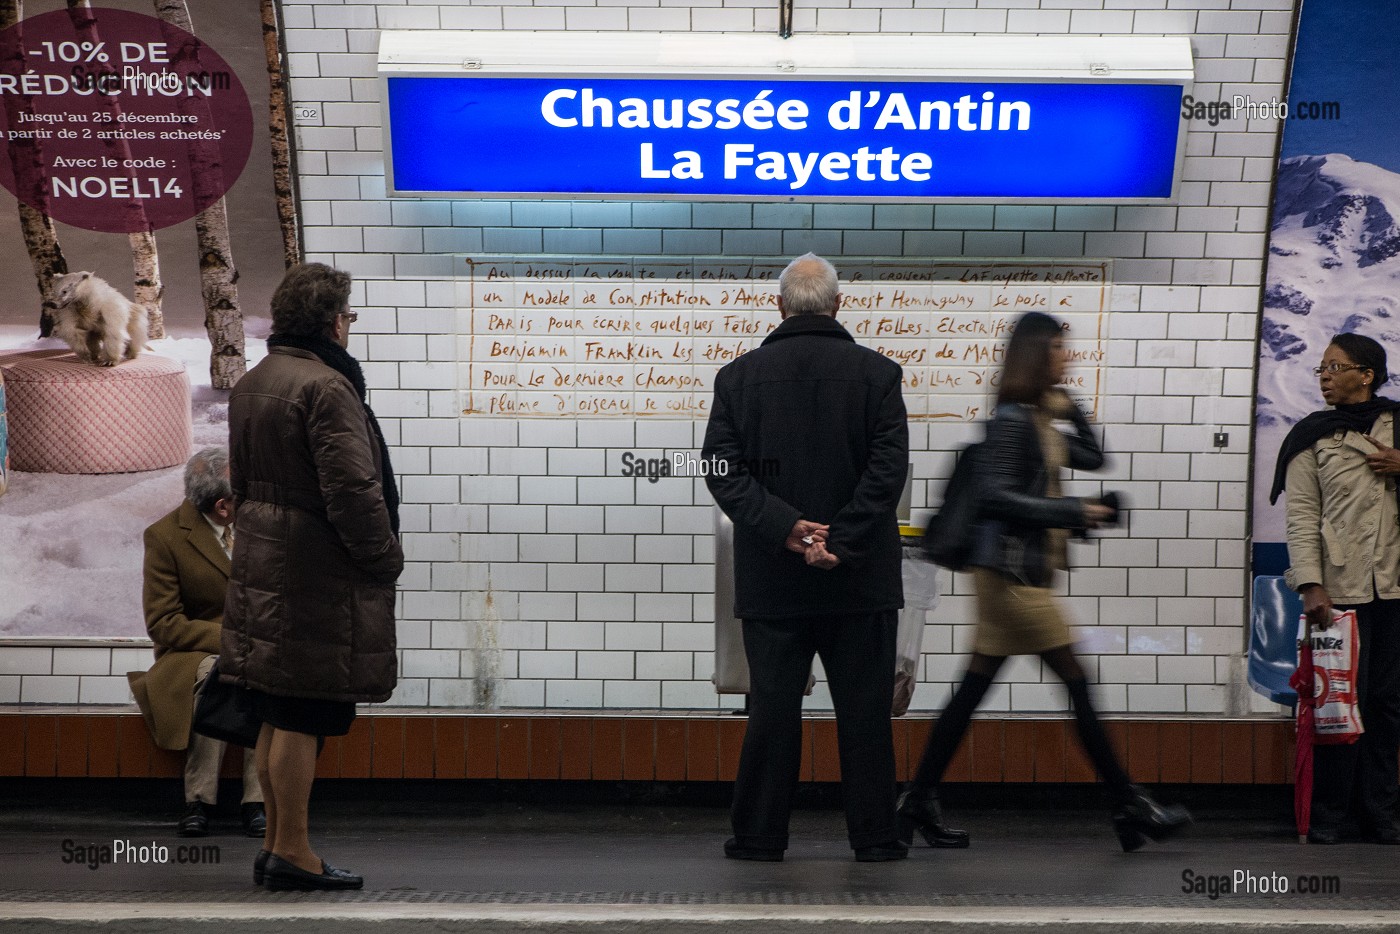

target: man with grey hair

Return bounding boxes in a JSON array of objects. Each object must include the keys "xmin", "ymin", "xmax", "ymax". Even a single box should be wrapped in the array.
[
  {"xmin": 128, "ymin": 448, "xmax": 265, "ymax": 838},
  {"xmin": 703, "ymin": 253, "xmax": 909, "ymax": 861}
]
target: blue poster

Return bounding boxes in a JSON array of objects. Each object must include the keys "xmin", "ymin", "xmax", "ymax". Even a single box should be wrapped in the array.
[{"xmin": 1253, "ymin": 0, "xmax": 1400, "ymax": 575}]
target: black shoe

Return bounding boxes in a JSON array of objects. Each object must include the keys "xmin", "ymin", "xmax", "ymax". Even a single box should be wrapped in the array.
[
  {"xmin": 1111, "ymin": 785, "xmax": 1191, "ymax": 852},
  {"xmin": 253, "ymin": 849, "xmax": 269, "ymax": 886},
  {"xmin": 854, "ymin": 841, "xmax": 908, "ymax": 862},
  {"xmin": 896, "ymin": 786, "xmax": 971, "ymax": 848},
  {"xmin": 177, "ymin": 801, "xmax": 209, "ymax": 838},
  {"xmin": 723, "ymin": 838, "xmax": 783, "ymax": 862},
  {"xmin": 1306, "ymin": 827, "xmax": 1342, "ymax": 845},
  {"xmin": 241, "ymin": 803, "xmax": 267, "ymax": 838},
  {"xmin": 263, "ymin": 854, "xmax": 364, "ymax": 891}
]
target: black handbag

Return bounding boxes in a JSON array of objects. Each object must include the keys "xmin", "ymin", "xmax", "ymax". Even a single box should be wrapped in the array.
[
  {"xmin": 192, "ymin": 657, "xmax": 261, "ymax": 748},
  {"xmin": 923, "ymin": 440, "xmax": 985, "ymax": 570}
]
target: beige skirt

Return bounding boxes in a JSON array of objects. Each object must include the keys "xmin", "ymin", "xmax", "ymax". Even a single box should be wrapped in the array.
[{"xmin": 971, "ymin": 567, "xmax": 1074, "ymax": 657}]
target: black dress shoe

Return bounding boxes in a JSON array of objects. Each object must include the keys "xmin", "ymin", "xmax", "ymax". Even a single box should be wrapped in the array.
[
  {"xmin": 263, "ymin": 854, "xmax": 364, "ymax": 891},
  {"xmin": 723, "ymin": 838, "xmax": 783, "ymax": 862},
  {"xmin": 241, "ymin": 803, "xmax": 267, "ymax": 838},
  {"xmin": 897, "ymin": 786, "xmax": 971, "ymax": 848},
  {"xmin": 253, "ymin": 849, "xmax": 269, "ymax": 886},
  {"xmin": 177, "ymin": 801, "xmax": 209, "ymax": 838},
  {"xmin": 854, "ymin": 841, "xmax": 908, "ymax": 862},
  {"xmin": 1306, "ymin": 827, "xmax": 1342, "ymax": 845},
  {"xmin": 1111, "ymin": 785, "xmax": 1191, "ymax": 852}
]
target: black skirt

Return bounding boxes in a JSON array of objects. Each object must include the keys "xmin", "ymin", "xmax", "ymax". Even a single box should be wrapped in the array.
[{"xmin": 248, "ymin": 688, "xmax": 356, "ymax": 738}]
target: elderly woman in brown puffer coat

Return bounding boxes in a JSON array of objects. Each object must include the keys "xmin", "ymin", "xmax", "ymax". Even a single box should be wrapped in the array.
[{"xmin": 222, "ymin": 262, "xmax": 403, "ymax": 891}]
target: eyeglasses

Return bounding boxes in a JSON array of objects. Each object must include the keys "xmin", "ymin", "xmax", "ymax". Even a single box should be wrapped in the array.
[
  {"xmin": 339, "ymin": 310, "xmax": 359, "ymax": 324},
  {"xmin": 1312, "ymin": 363, "xmax": 1368, "ymax": 376}
]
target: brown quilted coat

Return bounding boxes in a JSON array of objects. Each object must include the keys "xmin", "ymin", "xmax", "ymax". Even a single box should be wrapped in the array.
[{"xmin": 220, "ymin": 346, "xmax": 403, "ymax": 703}]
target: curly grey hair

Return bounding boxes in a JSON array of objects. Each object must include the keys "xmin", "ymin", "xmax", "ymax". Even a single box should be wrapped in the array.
[
  {"xmin": 184, "ymin": 447, "xmax": 231, "ymax": 515},
  {"xmin": 269, "ymin": 262, "xmax": 353, "ymax": 338}
]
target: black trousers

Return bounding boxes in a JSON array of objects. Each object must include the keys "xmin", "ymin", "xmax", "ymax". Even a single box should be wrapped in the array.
[
  {"xmin": 732, "ymin": 610, "xmax": 898, "ymax": 850},
  {"xmin": 1312, "ymin": 597, "xmax": 1400, "ymax": 832}
]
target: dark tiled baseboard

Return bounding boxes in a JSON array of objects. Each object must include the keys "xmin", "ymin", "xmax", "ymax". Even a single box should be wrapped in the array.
[{"xmin": 0, "ymin": 712, "xmax": 1302, "ymax": 784}]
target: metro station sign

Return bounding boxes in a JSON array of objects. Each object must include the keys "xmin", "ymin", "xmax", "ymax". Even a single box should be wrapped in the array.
[{"xmin": 379, "ymin": 33, "xmax": 1193, "ymax": 203}]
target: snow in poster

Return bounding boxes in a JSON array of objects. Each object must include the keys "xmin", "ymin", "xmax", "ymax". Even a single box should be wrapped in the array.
[{"xmin": 1253, "ymin": 0, "xmax": 1400, "ymax": 575}]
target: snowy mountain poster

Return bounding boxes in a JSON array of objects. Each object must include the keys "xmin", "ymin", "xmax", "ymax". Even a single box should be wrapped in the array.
[{"xmin": 1253, "ymin": 0, "xmax": 1400, "ymax": 579}]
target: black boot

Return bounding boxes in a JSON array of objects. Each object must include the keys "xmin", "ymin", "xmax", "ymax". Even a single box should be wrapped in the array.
[
  {"xmin": 897, "ymin": 786, "xmax": 971, "ymax": 848},
  {"xmin": 1111, "ymin": 785, "xmax": 1191, "ymax": 852}
]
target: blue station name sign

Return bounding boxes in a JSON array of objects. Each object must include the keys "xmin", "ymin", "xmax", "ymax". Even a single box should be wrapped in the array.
[{"xmin": 379, "ymin": 33, "xmax": 1193, "ymax": 203}]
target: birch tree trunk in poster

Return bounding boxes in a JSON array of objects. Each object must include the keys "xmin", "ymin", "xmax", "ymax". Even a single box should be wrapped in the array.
[
  {"xmin": 66, "ymin": 0, "xmax": 166, "ymax": 339},
  {"xmin": 260, "ymin": 0, "xmax": 299, "ymax": 269},
  {"xmin": 1, "ymin": 0, "xmax": 68, "ymax": 338},
  {"xmin": 154, "ymin": 0, "xmax": 245, "ymax": 389}
]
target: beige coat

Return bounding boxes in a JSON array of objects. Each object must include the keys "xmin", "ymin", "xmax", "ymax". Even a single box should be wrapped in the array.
[
  {"xmin": 1284, "ymin": 412, "xmax": 1400, "ymax": 604},
  {"xmin": 127, "ymin": 500, "xmax": 229, "ymax": 751}
]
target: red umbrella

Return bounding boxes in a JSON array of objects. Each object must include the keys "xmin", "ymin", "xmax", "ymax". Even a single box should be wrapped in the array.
[{"xmin": 1288, "ymin": 620, "xmax": 1316, "ymax": 842}]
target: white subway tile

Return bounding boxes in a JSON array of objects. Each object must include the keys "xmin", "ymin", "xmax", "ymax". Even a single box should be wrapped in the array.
[
  {"xmin": 604, "ymin": 680, "xmax": 661, "ymax": 706},
  {"xmin": 519, "ymin": 651, "xmax": 576, "ymax": 679},
  {"xmin": 1128, "ymin": 684, "xmax": 1185, "ymax": 712},
  {"xmin": 547, "ymin": 621, "xmax": 605, "ymax": 651},
  {"xmin": 547, "ymin": 680, "xmax": 606, "ymax": 707},
  {"xmin": 20, "ymin": 676, "xmax": 80, "ymax": 703}
]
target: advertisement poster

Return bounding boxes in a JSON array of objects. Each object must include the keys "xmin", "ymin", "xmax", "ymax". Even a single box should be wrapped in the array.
[
  {"xmin": 0, "ymin": 2, "xmax": 291, "ymax": 638},
  {"xmin": 1252, "ymin": 0, "xmax": 1400, "ymax": 579}
]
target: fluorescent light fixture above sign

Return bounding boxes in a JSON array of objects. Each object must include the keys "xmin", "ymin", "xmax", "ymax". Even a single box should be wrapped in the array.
[{"xmin": 378, "ymin": 32, "xmax": 1193, "ymax": 203}]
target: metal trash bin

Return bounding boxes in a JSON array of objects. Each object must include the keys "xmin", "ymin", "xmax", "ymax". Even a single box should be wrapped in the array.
[
  {"xmin": 712, "ymin": 507, "xmax": 817, "ymax": 698},
  {"xmin": 712, "ymin": 506, "xmax": 748, "ymax": 694}
]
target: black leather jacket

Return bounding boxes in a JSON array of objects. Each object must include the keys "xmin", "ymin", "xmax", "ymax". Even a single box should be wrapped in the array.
[{"xmin": 970, "ymin": 398, "xmax": 1105, "ymax": 586}]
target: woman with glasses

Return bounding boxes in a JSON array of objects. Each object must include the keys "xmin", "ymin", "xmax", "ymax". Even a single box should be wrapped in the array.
[
  {"xmin": 222, "ymin": 263, "xmax": 404, "ymax": 888},
  {"xmin": 901, "ymin": 311, "xmax": 1191, "ymax": 852},
  {"xmin": 1271, "ymin": 333, "xmax": 1400, "ymax": 845}
]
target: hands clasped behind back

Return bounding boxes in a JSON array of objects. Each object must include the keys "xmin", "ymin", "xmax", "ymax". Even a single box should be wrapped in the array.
[{"xmin": 786, "ymin": 519, "xmax": 841, "ymax": 570}]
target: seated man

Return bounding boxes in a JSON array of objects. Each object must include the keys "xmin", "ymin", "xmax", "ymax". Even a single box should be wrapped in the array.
[{"xmin": 128, "ymin": 447, "xmax": 265, "ymax": 837}]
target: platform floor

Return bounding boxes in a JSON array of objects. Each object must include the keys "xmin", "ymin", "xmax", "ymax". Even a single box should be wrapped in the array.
[{"xmin": 0, "ymin": 788, "xmax": 1396, "ymax": 931}]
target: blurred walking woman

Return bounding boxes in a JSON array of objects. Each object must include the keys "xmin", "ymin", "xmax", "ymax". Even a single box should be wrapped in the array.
[
  {"xmin": 222, "ymin": 263, "xmax": 404, "ymax": 889},
  {"xmin": 1272, "ymin": 333, "xmax": 1400, "ymax": 845},
  {"xmin": 901, "ymin": 311, "xmax": 1190, "ymax": 852}
]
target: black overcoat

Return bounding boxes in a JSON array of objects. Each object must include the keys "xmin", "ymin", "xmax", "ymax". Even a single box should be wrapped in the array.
[{"xmin": 702, "ymin": 314, "xmax": 908, "ymax": 619}]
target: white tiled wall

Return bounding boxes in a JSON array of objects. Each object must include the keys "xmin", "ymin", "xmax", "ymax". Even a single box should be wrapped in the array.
[
  {"xmin": 0, "ymin": 644, "xmax": 151, "ymax": 705},
  {"xmin": 5, "ymin": 0, "xmax": 1295, "ymax": 717}
]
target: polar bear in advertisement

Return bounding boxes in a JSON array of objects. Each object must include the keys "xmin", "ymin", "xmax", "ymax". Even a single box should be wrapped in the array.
[{"xmin": 50, "ymin": 271, "xmax": 149, "ymax": 367}]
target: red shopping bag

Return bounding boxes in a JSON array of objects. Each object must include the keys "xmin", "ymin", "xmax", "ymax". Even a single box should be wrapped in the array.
[{"xmin": 1296, "ymin": 610, "xmax": 1364, "ymax": 745}]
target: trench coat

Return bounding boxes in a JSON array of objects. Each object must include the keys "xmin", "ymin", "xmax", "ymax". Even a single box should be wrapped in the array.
[{"xmin": 127, "ymin": 499, "xmax": 228, "ymax": 751}]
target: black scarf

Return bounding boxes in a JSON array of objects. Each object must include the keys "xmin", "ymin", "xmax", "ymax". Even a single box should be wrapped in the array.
[
  {"xmin": 267, "ymin": 333, "xmax": 400, "ymax": 534},
  {"xmin": 1269, "ymin": 397, "xmax": 1400, "ymax": 504}
]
